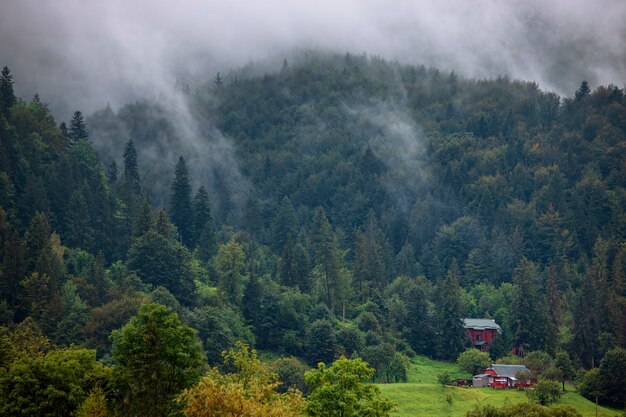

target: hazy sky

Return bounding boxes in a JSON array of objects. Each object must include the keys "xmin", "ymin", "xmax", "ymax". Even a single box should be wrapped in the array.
[{"xmin": 1, "ymin": 0, "xmax": 625, "ymax": 120}]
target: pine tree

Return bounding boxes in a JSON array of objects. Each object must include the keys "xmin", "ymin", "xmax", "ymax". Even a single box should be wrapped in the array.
[
  {"xmin": 312, "ymin": 208, "xmax": 346, "ymax": 314},
  {"xmin": 107, "ymin": 160, "xmax": 118, "ymax": 184},
  {"xmin": 279, "ymin": 233, "xmax": 297, "ymax": 287},
  {"xmin": 0, "ymin": 66, "xmax": 16, "ymax": 119},
  {"xmin": 170, "ymin": 156, "xmax": 193, "ymax": 246},
  {"xmin": 69, "ymin": 111, "xmax": 88, "ymax": 145},
  {"xmin": 511, "ymin": 258, "xmax": 551, "ymax": 353},
  {"xmin": 353, "ymin": 210, "xmax": 389, "ymax": 299},
  {"xmin": 131, "ymin": 197, "xmax": 153, "ymax": 239},
  {"xmin": 123, "ymin": 139, "xmax": 141, "ymax": 198},
  {"xmin": 270, "ymin": 196, "xmax": 296, "ymax": 252},
  {"xmin": 214, "ymin": 72, "xmax": 224, "ymax": 89},
  {"xmin": 435, "ymin": 259, "xmax": 466, "ymax": 360},
  {"xmin": 405, "ymin": 278, "xmax": 435, "ymax": 356},
  {"xmin": 191, "ymin": 186, "xmax": 212, "ymax": 248},
  {"xmin": 575, "ymin": 80, "xmax": 591, "ymax": 101},
  {"xmin": 64, "ymin": 190, "xmax": 95, "ymax": 251}
]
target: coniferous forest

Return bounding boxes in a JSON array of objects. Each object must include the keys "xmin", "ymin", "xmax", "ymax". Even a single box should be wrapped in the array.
[{"xmin": 1, "ymin": 51, "xmax": 625, "ymax": 416}]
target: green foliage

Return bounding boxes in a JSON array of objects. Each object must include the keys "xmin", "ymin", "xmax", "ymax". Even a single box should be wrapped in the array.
[
  {"xmin": 271, "ymin": 356, "xmax": 310, "ymax": 394},
  {"xmin": 457, "ymin": 348, "xmax": 491, "ymax": 376},
  {"xmin": 511, "ymin": 258, "xmax": 552, "ymax": 352},
  {"xmin": 170, "ymin": 156, "xmax": 193, "ymax": 246},
  {"xmin": 0, "ymin": 66, "xmax": 16, "ymax": 118},
  {"xmin": 436, "ymin": 370, "xmax": 453, "ymax": 386},
  {"xmin": 215, "ymin": 238, "xmax": 248, "ymax": 306},
  {"xmin": 555, "ymin": 351, "xmax": 575, "ymax": 391},
  {"xmin": 578, "ymin": 368, "xmax": 603, "ymax": 404},
  {"xmin": 526, "ymin": 379, "xmax": 562, "ymax": 405},
  {"xmin": 305, "ymin": 356, "xmax": 395, "ymax": 417},
  {"xmin": 76, "ymin": 386, "xmax": 108, "ymax": 417},
  {"xmin": 306, "ymin": 319, "xmax": 337, "ymax": 365},
  {"xmin": 0, "ymin": 346, "xmax": 110, "ymax": 417},
  {"xmin": 179, "ymin": 342, "xmax": 304, "ymax": 417},
  {"xmin": 598, "ymin": 347, "xmax": 626, "ymax": 408},
  {"xmin": 183, "ymin": 305, "xmax": 254, "ymax": 365},
  {"xmin": 127, "ymin": 230, "xmax": 196, "ymax": 306},
  {"xmin": 69, "ymin": 110, "xmax": 88, "ymax": 144},
  {"xmin": 110, "ymin": 304, "xmax": 206, "ymax": 417},
  {"xmin": 435, "ymin": 260, "xmax": 466, "ymax": 360},
  {"xmin": 467, "ymin": 403, "xmax": 582, "ymax": 417}
]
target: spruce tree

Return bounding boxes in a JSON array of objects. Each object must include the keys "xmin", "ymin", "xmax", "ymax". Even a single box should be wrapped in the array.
[
  {"xmin": 123, "ymin": 139, "xmax": 141, "ymax": 198},
  {"xmin": 191, "ymin": 186, "xmax": 212, "ymax": 248},
  {"xmin": 312, "ymin": 208, "xmax": 346, "ymax": 314},
  {"xmin": 0, "ymin": 66, "xmax": 16, "ymax": 119},
  {"xmin": 511, "ymin": 258, "xmax": 551, "ymax": 354},
  {"xmin": 435, "ymin": 259, "xmax": 466, "ymax": 360},
  {"xmin": 69, "ymin": 111, "xmax": 88, "ymax": 144},
  {"xmin": 270, "ymin": 196, "xmax": 296, "ymax": 252},
  {"xmin": 170, "ymin": 156, "xmax": 193, "ymax": 246},
  {"xmin": 406, "ymin": 278, "xmax": 435, "ymax": 356},
  {"xmin": 279, "ymin": 233, "xmax": 297, "ymax": 287}
]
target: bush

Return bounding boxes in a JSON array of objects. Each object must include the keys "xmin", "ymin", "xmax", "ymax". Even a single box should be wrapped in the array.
[
  {"xmin": 437, "ymin": 370, "xmax": 453, "ymax": 386},
  {"xmin": 271, "ymin": 357, "xmax": 310, "ymax": 394},
  {"xmin": 457, "ymin": 348, "xmax": 491, "ymax": 376},
  {"xmin": 526, "ymin": 379, "xmax": 562, "ymax": 405}
]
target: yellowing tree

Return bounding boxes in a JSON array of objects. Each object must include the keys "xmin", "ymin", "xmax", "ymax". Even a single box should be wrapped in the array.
[{"xmin": 180, "ymin": 342, "xmax": 304, "ymax": 417}]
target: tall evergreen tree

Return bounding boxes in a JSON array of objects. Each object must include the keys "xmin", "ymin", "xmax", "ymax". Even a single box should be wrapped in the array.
[
  {"xmin": 353, "ymin": 210, "xmax": 390, "ymax": 299},
  {"xmin": 0, "ymin": 66, "xmax": 16, "ymax": 119},
  {"xmin": 405, "ymin": 278, "xmax": 435, "ymax": 356},
  {"xmin": 69, "ymin": 111, "xmax": 88, "ymax": 145},
  {"xmin": 215, "ymin": 239, "xmax": 248, "ymax": 307},
  {"xmin": 435, "ymin": 259, "xmax": 466, "ymax": 360},
  {"xmin": 279, "ymin": 233, "xmax": 297, "ymax": 287},
  {"xmin": 191, "ymin": 186, "xmax": 212, "ymax": 248},
  {"xmin": 63, "ymin": 189, "xmax": 95, "ymax": 251},
  {"xmin": 270, "ymin": 196, "xmax": 296, "ymax": 252},
  {"xmin": 511, "ymin": 258, "xmax": 552, "ymax": 354},
  {"xmin": 123, "ymin": 139, "xmax": 141, "ymax": 198},
  {"xmin": 312, "ymin": 208, "xmax": 348, "ymax": 314},
  {"xmin": 169, "ymin": 156, "xmax": 193, "ymax": 246}
]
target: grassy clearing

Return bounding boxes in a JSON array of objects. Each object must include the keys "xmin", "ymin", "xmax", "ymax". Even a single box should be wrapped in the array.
[{"xmin": 377, "ymin": 356, "xmax": 621, "ymax": 417}]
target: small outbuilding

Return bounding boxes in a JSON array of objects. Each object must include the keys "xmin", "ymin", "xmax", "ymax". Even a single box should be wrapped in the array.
[{"xmin": 472, "ymin": 374, "xmax": 490, "ymax": 387}]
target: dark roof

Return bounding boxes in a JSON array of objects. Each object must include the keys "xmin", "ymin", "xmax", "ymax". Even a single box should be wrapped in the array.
[
  {"xmin": 487, "ymin": 364, "xmax": 530, "ymax": 378},
  {"xmin": 463, "ymin": 318, "xmax": 501, "ymax": 332}
]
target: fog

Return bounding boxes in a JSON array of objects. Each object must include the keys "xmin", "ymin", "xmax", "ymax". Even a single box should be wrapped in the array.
[{"xmin": 1, "ymin": 0, "xmax": 625, "ymax": 120}]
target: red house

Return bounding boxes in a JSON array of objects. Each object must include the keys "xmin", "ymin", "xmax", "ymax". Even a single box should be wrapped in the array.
[
  {"xmin": 481, "ymin": 364, "xmax": 535, "ymax": 389},
  {"xmin": 463, "ymin": 318, "xmax": 501, "ymax": 352}
]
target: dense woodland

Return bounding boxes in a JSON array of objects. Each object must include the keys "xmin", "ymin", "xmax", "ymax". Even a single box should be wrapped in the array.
[{"xmin": 0, "ymin": 53, "xmax": 625, "ymax": 415}]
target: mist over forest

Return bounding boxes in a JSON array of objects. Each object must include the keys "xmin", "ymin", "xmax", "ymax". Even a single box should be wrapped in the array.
[{"xmin": 1, "ymin": 2, "xmax": 626, "ymax": 417}]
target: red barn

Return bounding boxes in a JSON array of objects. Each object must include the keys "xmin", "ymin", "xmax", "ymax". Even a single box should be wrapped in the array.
[
  {"xmin": 482, "ymin": 364, "xmax": 534, "ymax": 389},
  {"xmin": 463, "ymin": 318, "xmax": 501, "ymax": 352}
]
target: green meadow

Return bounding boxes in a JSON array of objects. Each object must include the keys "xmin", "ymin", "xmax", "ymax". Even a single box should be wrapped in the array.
[{"xmin": 377, "ymin": 356, "xmax": 621, "ymax": 417}]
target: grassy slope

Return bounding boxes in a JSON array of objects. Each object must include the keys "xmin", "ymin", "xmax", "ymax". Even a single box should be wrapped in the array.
[{"xmin": 377, "ymin": 356, "xmax": 621, "ymax": 417}]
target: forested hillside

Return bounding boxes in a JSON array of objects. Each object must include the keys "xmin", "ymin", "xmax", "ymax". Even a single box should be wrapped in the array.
[{"xmin": 1, "ymin": 53, "xmax": 625, "ymax": 415}]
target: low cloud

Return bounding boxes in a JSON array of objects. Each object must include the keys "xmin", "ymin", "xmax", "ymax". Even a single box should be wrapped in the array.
[{"xmin": 1, "ymin": 0, "xmax": 624, "ymax": 121}]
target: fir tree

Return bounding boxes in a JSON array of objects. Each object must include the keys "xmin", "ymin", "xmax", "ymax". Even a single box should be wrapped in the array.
[
  {"xmin": 0, "ymin": 66, "xmax": 16, "ymax": 119},
  {"xmin": 107, "ymin": 160, "xmax": 118, "ymax": 184},
  {"xmin": 279, "ymin": 233, "xmax": 297, "ymax": 287},
  {"xmin": 170, "ymin": 156, "xmax": 193, "ymax": 246},
  {"xmin": 191, "ymin": 186, "xmax": 212, "ymax": 248},
  {"xmin": 69, "ymin": 111, "xmax": 88, "ymax": 144},
  {"xmin": 123, "ymin": 139, "xmax": 141, "ymax": 198},
  {"xmin": 511, "ymin": 258, "xmax": 552, "ymax": 354},
  {"xmin": 435, "ymin": 259, "xmax": 466, "ymax": 360}
]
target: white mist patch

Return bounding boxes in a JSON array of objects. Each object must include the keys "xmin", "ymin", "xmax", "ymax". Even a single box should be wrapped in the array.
[
  {"xmin": 344, "ymin": 102, "xmax": 429, "ymax": 213},
  {"xmin": 1, "ymin": 0, "xmax": 625, "ymax": 121}
]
